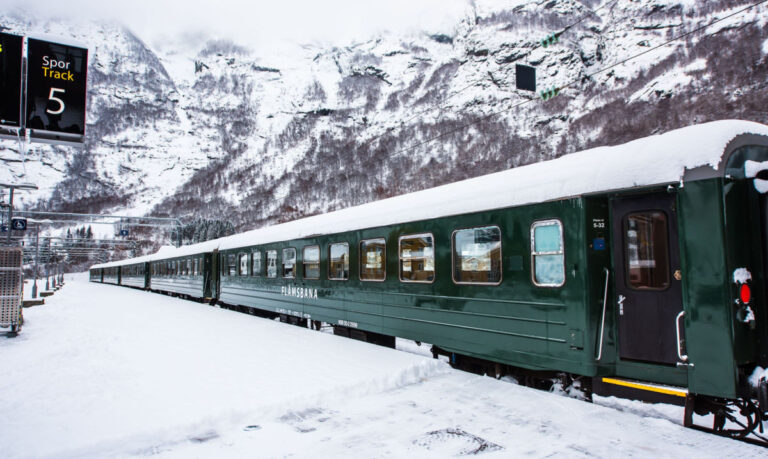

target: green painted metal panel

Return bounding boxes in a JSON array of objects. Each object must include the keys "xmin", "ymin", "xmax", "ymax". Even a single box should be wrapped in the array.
[
  {"xmin": 215, "ymin": 198, "xmax": 601, "ymax": 376},
  {"xmin": 679, "ymin": 180, "xmax": 737, "ymax": 398}
]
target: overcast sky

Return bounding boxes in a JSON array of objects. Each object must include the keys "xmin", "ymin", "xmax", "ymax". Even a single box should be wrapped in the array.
[{"xmin": 10, "ymin": 0, "xmax": 472, "ymax": 50}]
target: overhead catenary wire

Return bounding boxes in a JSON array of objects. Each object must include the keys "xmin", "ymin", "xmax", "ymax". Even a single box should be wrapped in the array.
[{"xmin": 388, "ymin": 0, "xmax": 768, "ymax": 158}]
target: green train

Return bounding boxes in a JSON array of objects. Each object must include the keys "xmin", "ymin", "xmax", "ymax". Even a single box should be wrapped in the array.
[{"xmin": 91, "ymin": 120, "xmax": 768, "ymax": 441}]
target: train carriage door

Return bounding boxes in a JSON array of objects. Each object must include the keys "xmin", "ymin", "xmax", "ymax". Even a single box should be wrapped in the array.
[
  {"xmin": 210, "ymin": 250, "xmax": 220, "ymax": 300},
  {"xmin": 611, "ymin": 192, "xmax": 684, "ymax": 365}
]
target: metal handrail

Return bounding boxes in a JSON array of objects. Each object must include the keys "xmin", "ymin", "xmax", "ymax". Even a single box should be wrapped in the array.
[
  {"xmin": 676, "ymin": 310, "xmax": 689, "ymax": 362},
  {"xmin": 596, "ymin": 267, "xmax": 610, "ymax": 361}
]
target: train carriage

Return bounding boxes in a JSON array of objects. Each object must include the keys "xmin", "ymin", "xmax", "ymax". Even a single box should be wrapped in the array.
[
  {"xmin": 90, "ymin": 120, "xmax": 768, "ymax": 440},
  {"xmin": 147, "ymin": 241, "xmax": 219, "ymax": 301},
  {"xmin": 88, "ymin": 267, "xmax": 102, "ymax": 283},
  {"xmin": 102, "ymin": 266, "xmax": 120, "ymax": 285},
  {"xmin": 119, "ymin": 257, "xmax": 151, "ymax": 290}
]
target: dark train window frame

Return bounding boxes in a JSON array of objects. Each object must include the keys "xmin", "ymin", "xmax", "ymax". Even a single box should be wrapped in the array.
[
  {"xmin": 328, "ymin": 242, "xmax": 350, "ymax": 281},
  {"xmin": 359, "ymin": 238, "xmax": 386, "ymax": 282},
  {"xmin": 227, "ymin": 253, "xmax": 237, "ymax": 277},
  {"xmin": 398, "ymin": 233, "xmax": 436, "ymax": 284},
  {"xmin": 238, "ymin": 252, "xmax": 249, "ymax": 276},
  {"xmin": 530, "ymin": 219, "xmax": 566, "ymax": 288},
  {"xmin": 303, "ymin": 245, "xmax": 320, "ymax": 280},
  {"xmin": 251, "ymin": 250, "xmax": 262, "ymax": 277},
  {"xmin": 282, "ymin": 247, "xmax": 297, "ymax": 279},
  {"xmin": 451, "ymin": 225, "xmax": 503, "ymax": 286},
  {"xmin": 623, "ymin": 210, "xmax": 671, "ymax": 291},
  {"xmin": 266, "ymin": 249, "xmax": 278, "ymax": 279}
]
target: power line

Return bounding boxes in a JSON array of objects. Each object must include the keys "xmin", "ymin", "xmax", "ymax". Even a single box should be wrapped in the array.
[
  {"xmin": 351, "ymin": 0, "xmax": 624, "ymax": 152},
  {"xmin": 390, "ymin": 0, "xmax": 768, "ymax": 157}
]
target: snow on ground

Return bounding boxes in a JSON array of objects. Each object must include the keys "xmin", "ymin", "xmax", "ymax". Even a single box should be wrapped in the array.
[{"xmin": 1, "ymin": 275, "xmax": 765, "ymax": 458}]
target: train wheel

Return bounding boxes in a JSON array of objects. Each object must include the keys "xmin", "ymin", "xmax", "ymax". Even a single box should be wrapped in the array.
[{"xmin": 711, "ymin": 399, "xmax": 761, "ymax": 439}]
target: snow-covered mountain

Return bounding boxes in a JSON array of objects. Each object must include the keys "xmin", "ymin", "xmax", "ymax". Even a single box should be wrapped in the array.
[{"xmin": 1, "ymin": 0, "xmax": 767, "ymax": 232}]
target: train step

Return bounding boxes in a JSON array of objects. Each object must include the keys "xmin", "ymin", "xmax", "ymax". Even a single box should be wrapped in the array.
[{"xmin": 593, "ymin": 377, "xmax": 688, "ymax": 406}]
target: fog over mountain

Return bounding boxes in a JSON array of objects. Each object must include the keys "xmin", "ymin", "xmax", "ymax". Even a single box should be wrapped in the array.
[{"xmin": 1, "ymin": 0, "xmax": 766, "ymax": 239}]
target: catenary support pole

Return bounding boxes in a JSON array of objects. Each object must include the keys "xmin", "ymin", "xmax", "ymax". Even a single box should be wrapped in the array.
[
  {"xmin": 6, "ymin": 187, "xmax": 13, "ymax": 243},
  {"xmin": 32, "ymin": 224, "xmax": 39, "ymax": 298}
]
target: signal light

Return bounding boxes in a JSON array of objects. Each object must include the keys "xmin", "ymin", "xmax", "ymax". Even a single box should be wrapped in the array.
[{"xmin": 740, "ymin": 283, "xmax": 751, "ymax": 304}]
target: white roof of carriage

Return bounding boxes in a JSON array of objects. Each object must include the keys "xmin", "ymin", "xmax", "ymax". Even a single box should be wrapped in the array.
[{"xmin": 93, "ymin": 119, "xmax": 768, "ymax": 269}]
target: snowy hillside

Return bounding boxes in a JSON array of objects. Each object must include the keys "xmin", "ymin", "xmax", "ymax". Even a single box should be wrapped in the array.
[{"xmin": 1, "ymin": 0, "xmax": 767, "ymax": 234}]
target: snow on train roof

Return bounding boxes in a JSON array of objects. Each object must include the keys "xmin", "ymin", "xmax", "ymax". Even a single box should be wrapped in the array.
[
  {"xmin": 216, "ymin": 120, "xmax": 768, "ymax": 250},
  {"xmin": 92, "ymin": 119, "xmax": 768, "ymax": 268}
]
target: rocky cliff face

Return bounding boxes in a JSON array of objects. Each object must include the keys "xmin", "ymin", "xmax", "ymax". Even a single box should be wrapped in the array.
[{"xmin": 1, "ymin": 0, "xmax": 767, "ymax": 232}]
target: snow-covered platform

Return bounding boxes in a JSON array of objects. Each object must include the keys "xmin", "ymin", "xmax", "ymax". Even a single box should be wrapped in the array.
[{"xmin": 0, "ymin": 274, "xmax": 763, "ymax": 458}]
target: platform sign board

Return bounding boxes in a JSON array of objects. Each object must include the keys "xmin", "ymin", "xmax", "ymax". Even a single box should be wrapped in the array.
[
  {"xmin": 25, "ymin": 38, "xmax": 88, "ymax": 146},
  {"xmin": 515, "ymin": 64, "xmax": 536, "ymax": 92},
  {"xmin": 0, "ymin": 32, "xmax": 24, "ymax": 137},
  {"xmin": 11, "ymin": 218, "xmax": 27, "ymax": 231}
]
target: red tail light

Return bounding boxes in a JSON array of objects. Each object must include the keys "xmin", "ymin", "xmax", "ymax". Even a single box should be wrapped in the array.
[{"xmin": 740, "ymin": 283, "xmax": 752, "ymax": 304}]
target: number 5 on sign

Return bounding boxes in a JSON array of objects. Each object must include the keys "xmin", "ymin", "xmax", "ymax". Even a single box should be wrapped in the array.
[{"xmin": 46, "ymin": 87, "xmax": 65, "ymax": 115}]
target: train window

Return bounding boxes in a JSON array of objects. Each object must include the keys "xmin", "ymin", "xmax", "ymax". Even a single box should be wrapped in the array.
[
  {"xmin": 452, "ymin": 226, "xmax": 502, "ymax": 285},
  {"xmin": 267, "ymin": 250, "xmax": 277, "ymax": 278},
  {"xmin": 329, "ymin": 242, "xmax": 349, "ymax": 280},
  {"xmin": 238, "ymin": 253, "xmax": 248, "ymax": 276},
  {"xmin": 399, "ymin": 234, "xmax": 435, "ymax": 283},
  {"xmin": 303, "ymin": 245, "xmax": 320, "ymax": 280},
  {"xmin": 252, "ymin": 251, "xmax": 262, "ymax": 276},
  {"xmin": 625, "ymin": 211, "xmax": 670, "ymax": 290},
  {"xmin": 283, "ymin": 248, "xmax": 297, "ymax": 278},
  {"xmin": 360, "ymin": 238, "xmax": 386, "ymax": 281},
  {"xmin": 193, "ymin": 259, "xmax": 198, "ymax": 276},
  {"xmin": 187, "ymin": 259, "xmax": 193, "ymax": 276},
  {"xmin": 531, "ymin": 220, "xmax": 565, "ymax": 287},
  {"xmin": 228, "ymin": 254, "xmax": 237, "ymax": 276}
]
